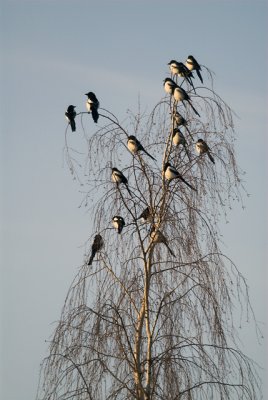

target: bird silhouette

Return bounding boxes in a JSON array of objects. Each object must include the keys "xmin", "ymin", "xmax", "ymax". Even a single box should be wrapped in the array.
[
  {"xmin": 111, "ymin": 167, "xmax": 132, "ymax": 196},
  {"xmin": 112, "ymin": 216, "xmax": 125, "ymax": 234},
  {"xmin": 136, "ymin": 206, "xmax": 153, "ymax": 223},
  {"xmin": 163, "ymin": 162, "xmax": 196, "ymax": 191},
  {"xmin": 185, "ymin": 55, "xmax": 203, "ymax": 84},
  {"xmin": 195, "ymin": 139, "xmax": 215, "ymax": 164},
  {"xmin": 150, "ymin": 226, "xmax": 175, "ymax": 257},
  {"xmin": 65, "ymin": 105, "xmax": 76, "ymax": 132},
  {"xmin": 88, "ymin": 234, "xmax": 104, "ymax": 265},
  {"xmin": 127, "ymin": 135, "xmax": 156, "ymax": 161},
  {"xmin": 172, "ymin": 128, "xmax": 191, "ymax": 160},
  {"xmin": 85, "ymin": 91, "xmax": 99, "ymax": 123}
]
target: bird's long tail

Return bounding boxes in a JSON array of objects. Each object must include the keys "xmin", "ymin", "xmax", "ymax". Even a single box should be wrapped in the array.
[
  {"xmin": 91, "ymin": 107, "xmax": 99, "ymax": 123},
  {"xmin": 185, "ymin": 125, "xmax": 194, "ymax": 140},
  {"xmin": 196, "ymin": 69, "xmax": 203, "ymax": 84},
  {"xmin": 125, "ymin": 183, "xmax": 133, "ymax": 197},
  {"xmin": 164, "ymin": 242, "xmax": 175, "ymax": 257},
  {"xmin": 184, "ymin": 145, "xmax": 192, "ymax": 162},
  {"xmin": 70, "ymin": 119, "xmax": 76, "ymax": 132},
  {"xmin": 187, "ymin": 100, "xmax": 201, "ymax": 117},
  {"xmin": 88, "ymin": 250, "xmax": 96, "ymax": 266},
  {"xmin": 208, "ymin": 151, "xmax": 215, "ymax": 164},
  {"xmin": 144, "ymin": 150, "xmax": 156, "ymax": 161},
  {"xmin": 180, "ymin": 176, "xmax": 197, "ymax": 192}
]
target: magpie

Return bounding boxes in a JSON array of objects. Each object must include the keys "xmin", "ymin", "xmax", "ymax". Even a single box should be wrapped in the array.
[
  {"xmin": 163, "ymin": 77, "xmax": 177, "ymax": 94},
  {"xmin": 85, "ymin": 91, "xmax": 99, "ymax": 123},
  {"xmin": 150, "ymin": 226, "xmax": 175, "ymax": 257},
  {"xmin": 172, "ymin": 128, "xmax": 191, "ymax": 160},
  {"xmin": 172, "ymin": 86, "xmax": 200, "ymax": 117},
  {"xmin": 185, "ymin": 55, "xmax": 203, "ymax": 84},
  {"xmin": 88, "ymin": 234, "xmax": 104, "ymax": 265},
  {"xmin": 111, "ymin": 167, "xmax": 132, "ymax": 196},
  {"xmin": 163, "ymin": 162, "xmax": 196, "ymax": 191},
  {"xmin": 195, "ymin": 139, "xmax": 215, "ymax": 163},
  {"xmin": 65, "ymin": 105, "xmax": 76, "ymax": 132},
  {"xmin": 112, "ymin": 216, "xmax": 125, "ymax": 234},
  {"xmin": 168, "ymin": 60, "xmax": 195, "ymax": 91},
  {"xmin": 136, "ymin": 206, "xmax": 153, "ymax": 223},
  {"xmin": 127, "ymin": 135, "xmax": 156, "ymax": 161},
  {"xmin": 173, "ymin": 110, "xmax": 194, "ymax": 140}
]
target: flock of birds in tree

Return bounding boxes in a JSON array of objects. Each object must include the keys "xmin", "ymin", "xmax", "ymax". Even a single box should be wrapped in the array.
[{"xmin": 65, "ymin": 55, "xmax": 215, "ymax": 265}]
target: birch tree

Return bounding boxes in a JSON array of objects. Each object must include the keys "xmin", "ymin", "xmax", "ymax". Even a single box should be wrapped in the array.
[{"xmin": 37, "ymin": 59, "xmax": 261, "ymax": 400}]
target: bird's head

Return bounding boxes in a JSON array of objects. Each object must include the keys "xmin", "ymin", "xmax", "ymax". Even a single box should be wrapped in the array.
[
  {"xmin": 128, "ymin": 135, "xmax": 136, "ymax": 141},
  {"xmin": 164, "ymin": 162, "xmax": 171, "ymax": 170}
]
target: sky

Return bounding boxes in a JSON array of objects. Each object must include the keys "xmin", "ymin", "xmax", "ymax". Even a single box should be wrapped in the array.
[{"xmin": 0, "ymin": 0, "xmax": 267, "ymax": 399}]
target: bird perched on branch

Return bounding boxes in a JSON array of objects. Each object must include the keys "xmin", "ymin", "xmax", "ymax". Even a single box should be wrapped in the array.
[
  {"xmin": 172, "ymin": 128, "xmax": 191, "ymax": 160},
  {"xmin": 163, "ymin": 162, "xmax": 196, "ymax": 191},
  {"xmin": 127, "ymin": 135, "xmax": 156, "ymax": 161},
  {"xmin": 85, "ymin": 91, "xmax": 99, "ymax": 123},
  {"xmin": 136, "ymin": 206, "xmax": 153, "ymax": 223},
  {"xmin": 150, "ymin": 226, "xmax": 175, "ymax": 257},
  {"xmin": 172, "ymin": 85, "xmax": 200, "ymax": 117},
  {"xmin": 185, "ymin": 55, "xmax": 203, "ymax": 84},
  {"xmin": 195, "ymin": 139, "xmax": 215, "ymax": 164},
  {"xmin": 65, "ymin": 105, "xmax": 76, "ymax": 132},
  {"xmin": 88, "ymin": 234, "xmax": 104, "ymax": 265},
  {"xmin": 168, "ymin": 60, "xmax": 195, "ymax": 91},
  {"xmin": 163, "ymin": 77, "xmax": 177, "ymax": 94},
  {"xmin": 111, "ymin": 167, "xmax": 132, "ymax": 196},
  {"xmin": 173, "ymin": 110, "xmax": 194, "ymax": 140},
  {"xmin": 112, "ymin": 216, "xmax": 125, "ymax": 234}
]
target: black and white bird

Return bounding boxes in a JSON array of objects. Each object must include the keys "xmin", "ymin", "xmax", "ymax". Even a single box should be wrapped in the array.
[
  {"xmin": 85, "ymin": 91, "xmax": 99, "ymax": 123},
  {"xmin": 88, "ymin": 234, "xmax": 104, "ymax": 265},
  {"xmin": 163, "ymin": 162, "xmax": 196, "ymax": 191},
  {"xmin": 65, "ymin": 105, "xmax": 76, "ymax": 132},
  {"xmin": 172, "ymin": 86, "xmax": 200, "ymax": 117},
  {"xmin": 168, "ymin": 60, "xmax": 195, "ymax": 91},
  {"xmin": 127, "ymin": 135, "xmax": 156, "ymax": 161},
  {"xmin": 136, "ymin": 206, "xmax": 153, "ymax": 223},
  {"xmin": 111, "ymin": 167, "xmax": 132, "ymax": 196},
  {"xmin": 112, "ymin": 216, "xmax": 125, "ymax": 234},
  {"xmin": 173, "ymin": 110, "xmax": 194, "ymax": 140},
  {"xmin": 163, "ymin": 77, "xmax": 177, "ymax": 94},
  {"xmin": 172, "ymin": 128, "xmax": 191, "ymax": 160},
  {"xmin": 195, "ymin": 139, "xmax": 215, "ymax": 164},
  {"xmin": 150, "ymin": 226, "xmax": 175, "ymax": 257},
  {"xmin": 185, "ymin": 55, "xmax": 203, "ymax": 84}
]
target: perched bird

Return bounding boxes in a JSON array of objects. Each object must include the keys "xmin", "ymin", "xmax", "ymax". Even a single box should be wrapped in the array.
[
  {"xmin": 163, "ymin": 77, "xmax": 177, "ymax": 94},
  {"xmin": 168, "ymin": 60, "xmax": 195, "ymax": 91},
  {"xmin": 112, "ymin": 216, "xmax": 125, "ymax": 234},
  {"xmin": 111, "ymin": 167, "xmax": 132, "ymax": 196},
  {"xmin": 85, "ymin": 91, "xmax": 99, "ymax": 123},
  {"xmin": 65, "ymin": 105, "xmax": 76, "ymax": 132},
  {"xmin": 195, "ymin": 139, "xmax": 215, "ymax": 164},
  {"xmin": 185, "ymin": 55, "xmax": 203, "ymax": 84},
  {"xmin": 173, "ymin": 110, "xmax": 194, "ymax": 140},
  {"xmin": 88, "ymin": 234, "xmax": 104, "ymax": 265},
  {"xmin": 150, "ymin": 226, "xmax": 175, "ymax": 257},
  {"xmin": 136, "ymin": 206, "xmax": 153, "ymax": 223},
  {"xmin": 127, "ymin": 135, "xmax": 156, "ymax": 161},
  {"xmin": 172, "ymin": 86, "xmax": 200, "ymax": 117},
  {"xmin": 163, "ymin": 162, "xmax": 196, "ymax": 191},
  {"xmin": 172, "ymin": 128, "xmax": 191, "ymax": 160},
  {"xmin": 173, "ymin": 110, "xmax": 188, "ymax": 127}
]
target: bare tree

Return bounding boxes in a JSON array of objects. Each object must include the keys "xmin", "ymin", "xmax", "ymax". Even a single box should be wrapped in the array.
[{"xmin": 37, "ymin": 62, "xmax": 261, "ymax": 400}]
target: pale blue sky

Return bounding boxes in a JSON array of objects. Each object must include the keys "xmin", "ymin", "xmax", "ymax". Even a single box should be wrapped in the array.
[{"xmin": 1, "ymin": 1, "xmax": 267, "ymax": 399}]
